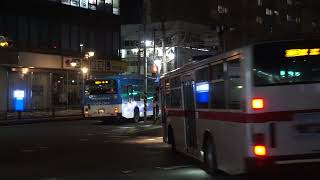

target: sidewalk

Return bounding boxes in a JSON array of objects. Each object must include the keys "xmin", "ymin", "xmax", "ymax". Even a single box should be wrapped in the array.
[{"xmin": 0, "ymin": 115, "xmax": 83, "ymax": 126}]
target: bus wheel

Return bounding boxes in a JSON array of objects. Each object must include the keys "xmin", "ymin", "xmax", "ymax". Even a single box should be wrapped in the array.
[
  {"xmin": 204, "ymin": 136, "xmax": 218, "ymax": 174},
  {"xmin": 168, "ymin": 127, "xmax": 176, "ymax": 151},
  {"xmin": 134, "ymin": 108, "xmax": 140, "ymax": 123}
]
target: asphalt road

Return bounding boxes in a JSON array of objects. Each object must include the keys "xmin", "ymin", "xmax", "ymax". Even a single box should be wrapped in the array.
[{"xmin": 0, "ymin": 120, "xmax": 319, "ymax": 180}]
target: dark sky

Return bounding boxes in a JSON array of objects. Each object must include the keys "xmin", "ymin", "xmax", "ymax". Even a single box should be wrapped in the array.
[
  {"xmin": 120, "ymin": 0, "xmax": 210, "ymax": 25},
  {"xmin": 120, "ymin": 0, "xmax": 143, "ymax": 24}
]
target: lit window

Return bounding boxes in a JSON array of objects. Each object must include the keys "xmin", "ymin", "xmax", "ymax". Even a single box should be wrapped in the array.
[
  {"xmin": 105, "ymin": 0, "xmax": 112, "ymax": 5},
  {"xmin": 296, "ymin": 17, "xmax": 301, "ymax": 23},
  {"xmin": 274, "ymin": 10, "xmax": 279, "ymax": 16},
  {"xmin": 256, "ymin": 16, "xmax": 263, "ymax": 24},
  {"xmin": 257, "ymin": 0, "xmax": 263, "ymax": 6},
  {"xmin": 113, "ymin": 0, "xmax": 120, "ymax": 15},
  {"xmin": 266, "ymin": 8, "xmax": 273, "ymax": 16},
  {"xmin": 71, "ymin": 0, "xmax": 79, "ymax": 6},
  {"xmin": 80, "ymin": 0, "xmax": 88, "ymax": 8},
  {"xmin": 61, "ymin": 0, "xmax": 70, "ymax": 5},
  {"xmin": 218, "ymin": 5, "xmax": 228, "ymax": 14}
]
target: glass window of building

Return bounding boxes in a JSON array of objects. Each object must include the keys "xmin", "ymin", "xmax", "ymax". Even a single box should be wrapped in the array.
[
  {"xmin": 61, "ymin": 0, "xmax": 71, "ymax": 5},
  {"xmin": 105, "ymin": 0, "xmax": 112, "ymax": 13},
  {"xmin": 97, "ymin": 0, "xmax": 105, "ymax": 11},
  {"xmin": 113, "ymin": 0, "xmax": 120, "ymax": 15},
  {"xmin": 80, "ymin": 0, "xmax": 89, "ymax": 8},
  {"xmin": 71, "ymin": 0, "xmax": 80, "ymax": 6},
  {"xmin": 89, "ymin": 0, "xmax": 97, "ymax": 10}
]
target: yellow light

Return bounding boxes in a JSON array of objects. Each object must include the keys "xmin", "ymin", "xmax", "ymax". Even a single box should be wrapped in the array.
[
  {"xmin": 114, "ymin": 107, "xmax": 119, "ymax": 113},
  {"xmin": 252, "ymin": 98, "xmax": 264, "ymax": 110},
  {"xmin": 81, "ymin": 67, "xmax": 89, "ymax": 74},
  {"xmin": 309, "ymin": 48, "xmax": 320, "ymax": 56},
  {"xmin": 95, "ymin": 81, "xmax": 102, "ymax": 85},
  {"xmin": 22, "ymin": 68, "xmax": 29, "ymax": 74},
  {"xmin": 285, "ymin": 49, "xmax": 309, "ymax": 57},
  {"xmin": 254, "ymin": 145, "xmax": 267, "ymax": 157},
  {"xmin": 0, "ymin": 41, "xmax": 9, "ymax": 47}
]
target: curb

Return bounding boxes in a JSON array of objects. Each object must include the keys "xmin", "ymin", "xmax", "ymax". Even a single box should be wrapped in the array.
[{"xmin": 0, "ymin": 116, "xmax": 84, "ymax": 126}]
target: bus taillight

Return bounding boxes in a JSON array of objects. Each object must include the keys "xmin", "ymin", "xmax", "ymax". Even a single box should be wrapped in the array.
[
  {"xmin": 253, "ymin": 133, "xmax": 267, "ymax": 157},
  {"xmin": 252, "ymin": 98, "xmax": 264, "ymax": 110},
  {"xmin": 254, "ymin": 145, "xmax": 267, "ymax": 157}
]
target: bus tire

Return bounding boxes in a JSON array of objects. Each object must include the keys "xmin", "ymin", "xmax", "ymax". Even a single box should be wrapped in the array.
[
  {"xmin": 168, "ymin": 126, "xmax": 176, "ymax": 151},
  {"xmin": 203, "ymin": 135, "xmax": 218, "ymax": 175},
  {"xmin": 133, "ymin": 107, "xmax": 140, "ymax": 123}
]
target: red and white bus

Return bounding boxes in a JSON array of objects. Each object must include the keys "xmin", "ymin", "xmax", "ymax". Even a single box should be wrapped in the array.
[{"xmin": 160, "ymin": 39, "xmax": 320, "ymax": 175}]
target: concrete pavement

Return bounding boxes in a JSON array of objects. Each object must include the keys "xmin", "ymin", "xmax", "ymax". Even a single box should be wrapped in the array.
[{"xmin": 0, "ymin": 120, "xmax": 319, "ymax": 180}]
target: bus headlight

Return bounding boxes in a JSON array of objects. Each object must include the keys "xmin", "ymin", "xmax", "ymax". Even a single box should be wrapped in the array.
[{"xmin": 98, "ymin": 109, "xmax": 105, "ymax": 114}]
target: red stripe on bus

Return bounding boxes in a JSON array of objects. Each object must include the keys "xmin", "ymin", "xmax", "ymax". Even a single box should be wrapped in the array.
[{"xmin": 166, "ymin": 109, "xmax": 320, "ymax": 123}]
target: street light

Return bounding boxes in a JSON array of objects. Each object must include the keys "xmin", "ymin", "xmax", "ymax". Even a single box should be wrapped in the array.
[
  {"xmin": 70, "ymin": 61, "xmax": 77, "ymax": 67},
  {"xmin": 88, "ymin": 51, "xmax": 95, "ymax": 57},
  {"xmin": 81, "ymin": 67, "xmax": 89, "ymax": 74}
]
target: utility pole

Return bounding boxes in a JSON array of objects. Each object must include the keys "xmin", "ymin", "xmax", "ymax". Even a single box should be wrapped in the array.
[
  {"xmin": 143, "ymin": 0, "xmax": 149, "ymax": 122},
  {"xmin": 161, "ymin": 21, "xmax": 167, "ymax": 74}
]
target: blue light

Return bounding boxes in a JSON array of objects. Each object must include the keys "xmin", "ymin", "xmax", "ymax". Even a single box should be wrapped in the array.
[
  {"xmin": 196, "ymin": 83, "xmax": 209, "ymax": 103},
  {"xmin": 13, "ymin": 90, "xmax": 25, "ymax": 111},
  {"xmin": 197, "ymin": 92, "xmax": 209, "ymax": 103}
]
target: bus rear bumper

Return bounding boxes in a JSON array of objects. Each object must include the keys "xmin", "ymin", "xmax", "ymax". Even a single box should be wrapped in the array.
[
  {"xmin": 246, "ymin": 153, "xmax": 320, "ymax": 173},
  {"xmin": 84, "ymin": 113, "xmax": 123, "ymax": 120}
]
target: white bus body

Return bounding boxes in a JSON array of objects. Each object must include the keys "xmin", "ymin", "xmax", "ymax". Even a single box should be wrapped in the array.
[{"xmin": 161, "ymin": 40, "xmax": 320, "ymax": 174}]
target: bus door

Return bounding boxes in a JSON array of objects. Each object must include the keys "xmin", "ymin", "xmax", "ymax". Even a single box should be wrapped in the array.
[{"xmin": 182, "ymin": 79, "xmax": 197, "ymax": 150}]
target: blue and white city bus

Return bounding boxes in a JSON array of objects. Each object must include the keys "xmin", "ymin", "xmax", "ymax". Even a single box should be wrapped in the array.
[{"xmin": 83, "ymin": 75, "xmax": 156, "ymax": 122}]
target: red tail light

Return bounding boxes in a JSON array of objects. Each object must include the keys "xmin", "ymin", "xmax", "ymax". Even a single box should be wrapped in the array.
[
  {"xmin": 253, "ymin": 133, "xmax": 267, "ymax": 157},
  {"xmin": 254, "ymin": 145, "xmax": 267, "ymax": 157},
  {"xmin": 252, "ymin": 98, "xmax": 264, "ymax": 110}
]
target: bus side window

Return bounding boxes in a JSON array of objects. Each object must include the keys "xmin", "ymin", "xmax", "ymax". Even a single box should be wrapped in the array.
[
  {"xmin": 209, "ymin": 63, "xmax": 226, "ymax": 109},
  {"xmin": 165, "ymin": 79, "xmax": 171, "ymax": 108},
  {"xmin": 169, "ymin": 76, "xmax": 181, "ymax": 108},
  {"xmin": 128, "ymin": 85, "xmax": 133, "ymax": 101},
  {"xmin": 227, "ymin": 59, "xmax": 241, "ymax": 109}
]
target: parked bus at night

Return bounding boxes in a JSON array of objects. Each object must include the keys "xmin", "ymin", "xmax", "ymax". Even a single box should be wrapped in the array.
[
  {"xmin": 160, "ymin": 39, "xmax": 320, "ymax": 174},
  {"xmin": 83, "ymin": 75, "xmax": 156, "ymax": 122}
]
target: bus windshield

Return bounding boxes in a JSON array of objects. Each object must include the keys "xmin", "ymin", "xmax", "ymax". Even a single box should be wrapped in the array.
[
  {"xmin": 254, "ymin": 40, "xmax": 320, "ymax": 86},
  {"xmin": 85, "ymin": 80, "xmax": 117, "ymax": 95}
]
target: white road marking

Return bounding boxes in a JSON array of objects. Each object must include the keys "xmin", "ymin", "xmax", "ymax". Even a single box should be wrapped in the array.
[
  {"xmin": 121, "ymin": 170, "xmax": 135, "ymax": 174},
  {"xmin": 21, "ymin": 149, "xmax": 36, "ymax": 153},
  {"xmin": 155, "ymin": 165, "xmax": 193, "ymax": 171}
]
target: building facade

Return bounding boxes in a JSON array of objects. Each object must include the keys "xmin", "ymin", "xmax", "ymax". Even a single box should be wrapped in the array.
[
  {"xmin": 208, "ymin": 0, "xmax": 320, "ymax": 51},
  {"xmin": 121, "ymin": 21, "xmax": 218, "ymax": 75},
  {"xmin": 0, "ymin": 0, "xmax": 124, "ymax": 119}
]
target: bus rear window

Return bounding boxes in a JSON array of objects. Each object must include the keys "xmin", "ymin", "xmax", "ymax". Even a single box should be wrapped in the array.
[
  {"xmin": 254, "ymin": 40, "xmax": 320, "ymax": 86},
  {"xmin": 85, "ymin": 80, "xmax": 117, "ymax": 95}
]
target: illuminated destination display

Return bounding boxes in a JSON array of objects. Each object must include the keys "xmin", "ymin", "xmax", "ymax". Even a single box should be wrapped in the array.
[
  {"xmin": 95, "ymin": 81, "xmax": 109, "ymax": 85},
  {"xmin": 285, "ymin": 48, "xmax": 320, "ymax": 58}
]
